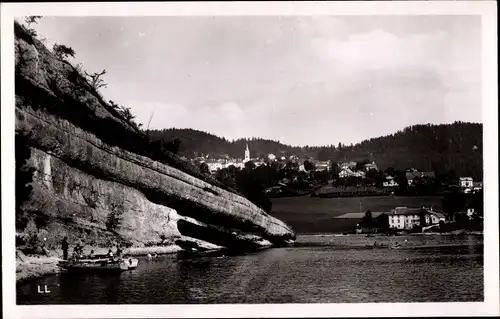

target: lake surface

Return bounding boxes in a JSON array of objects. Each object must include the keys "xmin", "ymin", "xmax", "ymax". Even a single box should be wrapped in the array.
[{"xmin": 17, "ymin": 234, "xmax": 483, "ymax": 304}]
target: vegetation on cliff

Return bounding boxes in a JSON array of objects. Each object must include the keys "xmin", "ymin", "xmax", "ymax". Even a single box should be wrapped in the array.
[{"xmin": 14, "ymin": 20, "xmax": 242, "ymax": 198}]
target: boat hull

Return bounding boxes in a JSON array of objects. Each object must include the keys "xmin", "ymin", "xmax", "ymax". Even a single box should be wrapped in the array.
[{"xmin": 58, "ymin": 258, "xmax": 139, "ymax": 272}]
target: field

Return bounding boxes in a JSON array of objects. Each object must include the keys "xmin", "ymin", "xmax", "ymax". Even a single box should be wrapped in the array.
[{"xmin": 270, "ymin": 195, "xmax": 444, "ymax": 234}]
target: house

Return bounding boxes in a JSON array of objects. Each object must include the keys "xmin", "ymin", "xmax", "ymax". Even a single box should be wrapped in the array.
[
  {"xmin": 406, "ymin": 171, "xmax": 436, "ymax": 186},
  {"xmin": 473, "ymin": 182, "xmax": 483, "ymax": 193},
  {"xmin": 339, "ymin": 168, "xmax": 366, "ymax": 179},
  {"xmin": 254, "ymin": 161, "xmax": 265, "ymax": 167},
  {"xmin": 459, "ymin": 177, "xmax": 473, "ymax": 188},
  {"xmin": 364, "ymin": 161, "xmax": 378, "ymax": 171},
  {"xmin": 388, "ymin": 207, "xmax": 423, "ymax": 230},
  {"xmin": 206, "ymin": 162, "xmax": 223, "ymax": 172},
  {"xmin": 339, "ymin": 161, "xmax": 357, "ymax": 170},
  {"xmin": 465, "ymin": 207, "xmax": 475, "ymax": 218},
  {"xmin": 315, "ymin": 161, "xmax": 330, "ymax": 171},
  {"xmin": 388, "ymin": 206, "xmax": 446, "ymax": 230},
  {"xmin": 264, "ymin": 186, "xmax": 283, "ymax": 197},
  {"xmin": 424, "ymin": 209, "xmax": 446, "ymax": 225},
  {"xmin": 382, "ymin": 175, "xmax": 399, "ymax": 187}
]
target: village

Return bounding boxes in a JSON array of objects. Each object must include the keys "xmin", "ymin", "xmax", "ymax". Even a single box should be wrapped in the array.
[{"xmin": 191, "ymin": 143, "xmax": 484, "ymax": 235}]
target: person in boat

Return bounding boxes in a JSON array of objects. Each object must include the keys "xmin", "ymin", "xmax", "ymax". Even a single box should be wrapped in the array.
[
  {"xmin": 79, "ymin": 241, "xmax": 86, "ymax": 258},
  {"xmin": 71, "ymin": 246, "xmax": 79, "ymax": 260},
  {"xmin": 116, "ymin": 245, "xmax": 123, "ymax": 258},
  {"xmin": 88, "ymin": 250, "xmax": 95, "ymax": 259},
  {"xmin": 61, "ymin": 237, "xmax": 69, "ymax": 260},
  {"xmin": 107, "ymin": 249, "xmax": 114, "ymax": 260}
]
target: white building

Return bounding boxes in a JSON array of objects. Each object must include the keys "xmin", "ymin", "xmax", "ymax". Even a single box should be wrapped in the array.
[
  {"xmin": 382, "ymin": 176, "xmax": 399, "ymax": 187},
  {"xmin": 466, "ymin": 207, "xmax": 475, "ymax": 218},
  {"xmin": 338, "ymin": 168, "xmax": 366, "ymax": 178},
  {"xmin": 207, "ymin": 162, "xmax": 224, "ymax": 172},
  {"xmin": 459, "ymin": 177, "xmax": 473, "ymax": 188},
  {"xmin": 388, "ymin": 207, "xmax": 446, "ymax": 230},
  {"xmin": 364, "ymin": 161, "xmax": 378, "ymax": 171}
]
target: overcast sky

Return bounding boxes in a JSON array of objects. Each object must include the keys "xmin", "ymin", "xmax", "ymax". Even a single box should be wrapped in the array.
[{"xmin": 31, "ymin": 15, "xmax": 481, "ymax": 146}]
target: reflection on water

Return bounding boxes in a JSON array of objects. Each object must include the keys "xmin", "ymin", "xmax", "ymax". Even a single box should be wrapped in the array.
[{"xmin": 17, "ymin": 234, "xmax": 483, "ymax": 304}]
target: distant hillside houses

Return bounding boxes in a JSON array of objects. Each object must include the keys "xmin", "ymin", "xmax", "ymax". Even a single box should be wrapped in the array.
[
  {"xmin": 405, "ymin": 171, "xmax": 436, "ymax": 186},
  {"xmin": 196, "ymin": 144, "xmax": 271, "ymax": 173},
  {"xmin": 339, "ymin": 161, "xmax": 357, "ymax": 170},
  {"xmin": 364, "ymin": 161, "xmax": 378, "ymax": 171},
  {"xmin": 458, "ymin": 177, "xmax": 482, "ymax": 194},
  {"xmin": 382, "ymin": 175, "xmax": 399, "ymax": 187},
  {"xmin": 315, "ymin": 160, "xmax": 330, "ymax": 171},
  {"xmin": 338, "ymin": 167, "xmax": 366, "ymax": 178},
  {"xmin": 337, "ymin": 161, "xmax": 369, "ymax": 179}
]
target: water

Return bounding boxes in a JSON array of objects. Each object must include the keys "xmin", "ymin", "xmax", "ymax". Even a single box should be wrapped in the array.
[{"xmin": 17, "ymin": 234, "xmax": 483, "ymax": 304}]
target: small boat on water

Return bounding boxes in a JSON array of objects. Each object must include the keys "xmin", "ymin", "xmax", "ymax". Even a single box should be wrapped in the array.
[
  {"xmin": 365, "ymin": 243, "xmax": 387, "ymax": 249},
  {"xmin": 58, "ymin": 256, "xmax": 139, "ymax": 272}
]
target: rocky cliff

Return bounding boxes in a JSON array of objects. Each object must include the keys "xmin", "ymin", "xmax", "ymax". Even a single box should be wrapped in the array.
[{"xmin": 14, "ymin": 21, "xmax": 295, "ymax": 254}]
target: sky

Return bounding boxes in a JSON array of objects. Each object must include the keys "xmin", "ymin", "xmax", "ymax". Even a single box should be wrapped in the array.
[{"xmin": 30, "ymin": 15, "xmax": 481, "ymax": 146}]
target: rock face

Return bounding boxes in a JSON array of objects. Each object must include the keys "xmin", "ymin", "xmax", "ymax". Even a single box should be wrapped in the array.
[{"xmin": 14, "ymin": 21, "xmax": 295, "ymax": 253}]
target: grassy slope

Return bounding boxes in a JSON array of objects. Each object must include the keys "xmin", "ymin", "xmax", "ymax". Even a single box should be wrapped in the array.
[{"xmin": 271, "ymin": 196, "xmax": 444, "ymax": 234}]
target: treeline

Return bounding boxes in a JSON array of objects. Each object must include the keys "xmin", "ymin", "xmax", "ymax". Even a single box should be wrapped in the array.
[
  {"xmin": 210, "ymin": 160, "xmax": 329, "ymax": 214},
  {"xmin": 148, "ymin": 128, "xmax": 311, "ymax": 160},
  {"xmin": 149, "ymin": 122, "xmax": 483, "ymax": 180}
]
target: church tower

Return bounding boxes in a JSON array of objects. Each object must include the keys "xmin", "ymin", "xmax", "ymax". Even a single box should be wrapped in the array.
[{"xmin": 244, "ymin": 143, "xmax": 250, "ymax": 162}]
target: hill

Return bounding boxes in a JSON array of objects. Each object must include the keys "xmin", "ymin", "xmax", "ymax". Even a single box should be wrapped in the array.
[{"xmin": 149, "ymin": 122, "xmax": 483, "ymax": 180}]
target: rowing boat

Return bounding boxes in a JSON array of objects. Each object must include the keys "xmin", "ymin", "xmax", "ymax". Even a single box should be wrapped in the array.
[{"xmin": 58, "ymin": 257, "xmax": 139, "ymax": 272}]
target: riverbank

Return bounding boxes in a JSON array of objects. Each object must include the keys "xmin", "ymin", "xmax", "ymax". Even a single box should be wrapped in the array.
[
  {"xmin": 16, "ymin": 255, "xmax": 62, "ymax": 283},
  {"xmin": 15, "ymin": 244, "xmax": 187, "ymax": 283},
  {"xmin": 16, "ymin": 230, "xmax": 482, "ymax": 283}
]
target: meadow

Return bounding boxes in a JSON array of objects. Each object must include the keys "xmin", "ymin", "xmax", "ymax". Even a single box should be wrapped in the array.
[{"xmin": 270, "ymin": 195, "xmax": 444, "ymax": 234}]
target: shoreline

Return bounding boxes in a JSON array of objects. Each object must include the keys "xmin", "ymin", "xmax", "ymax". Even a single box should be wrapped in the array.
[
  {"xmin": 15, "ymin": 231, "xmax": 483, "ymax": 283},
  {"xmin": 16, "ymin": 244, "xmax": 186, "ymax": 283},
  {"xmin": 299, "ymin": 230, "xmax": 484, "ymax": 236}
]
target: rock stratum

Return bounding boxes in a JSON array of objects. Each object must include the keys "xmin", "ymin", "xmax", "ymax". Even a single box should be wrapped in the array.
[{"xmin": 14, "ymin": 21, "xmax": 295, "ymax": 254}]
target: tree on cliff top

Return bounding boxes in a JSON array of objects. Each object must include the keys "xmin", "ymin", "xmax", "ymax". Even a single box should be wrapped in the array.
[
  {"xmin": 23, "ymin": 16, "xmax": 42, "ymax": 37},
  {"xmin": 200, "ymin": 162, "xmax": 210, "ymax": 175},
  {"xmin": 53, "ymin": 43, "xmax": 75, "ymax": 60},
  {"xmin": 85, "ymin": 69, "xmax": 108, "ymax": 91},
  {"xmin": 24, "ymin": 16, "xmax": 42, "ymax": 27}
]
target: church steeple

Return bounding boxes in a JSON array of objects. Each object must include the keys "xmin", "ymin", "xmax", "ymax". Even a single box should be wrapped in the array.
[{"xmin": 244, "ymin": 143, "xmax": 250, "ymax": 162}]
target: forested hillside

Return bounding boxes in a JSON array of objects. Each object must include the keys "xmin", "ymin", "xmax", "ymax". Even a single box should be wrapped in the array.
[{"xmin": 148, "ymin": 121, "xmax": 483, "ymax": 180}]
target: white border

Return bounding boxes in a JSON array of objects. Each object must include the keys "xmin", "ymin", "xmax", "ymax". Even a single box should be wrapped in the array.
[{"xmin": 1, "ymin": 1, "xmax": 498, "ymax": 318}]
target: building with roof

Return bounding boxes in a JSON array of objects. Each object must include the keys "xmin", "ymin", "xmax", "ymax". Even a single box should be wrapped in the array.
[
  {"xmin": 459, "ymin": 177, "xmax": 473, "ymax": 188},
  {"xmin": 339, "ymin": 167, "xmax": 366, "ymax": 179},
  {"xmin": 473, "ymin": 181, "xmax": 483, "ymax": 193},
  {"xmin": 382, "ymin": 175, "xmax": 399, "ymax": 187},
  {"xmin": 388, "ymin": 206, "xmax": 446, "ymax": 230},
  {"xmin": 364, "ymin": 161, "xmax": 378, "ymax": 171},
  {"xmin": 406, "ymin": 171, "xmax": 436, "ymax": 186}
]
